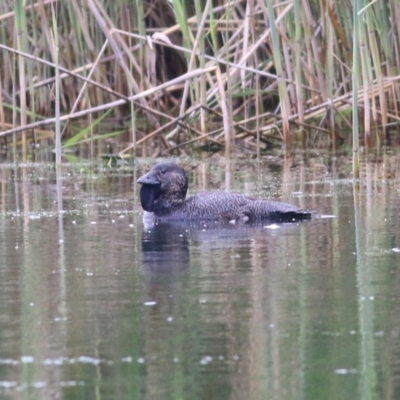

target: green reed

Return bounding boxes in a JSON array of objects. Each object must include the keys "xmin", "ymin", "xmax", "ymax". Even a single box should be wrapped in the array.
[{"xmin": 13, "ymin": 0, "xmax": 28, "ymax": 158}]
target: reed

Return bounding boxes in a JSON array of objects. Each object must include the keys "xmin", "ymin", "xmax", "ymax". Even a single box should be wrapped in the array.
[
  {"xmin": 51, "ymin": 2, "xmax": 61, "ymax": 165},
  {"xmin": 0, "ymin": 0, "xmax": 399, "ymax": 156},
  {"xmin": 352, "ymin": 0, "xmax": 361, "ymax": 179},
  {"xmin": 13, "ymin": 0, "xmax": 28, "ymax": 158}
]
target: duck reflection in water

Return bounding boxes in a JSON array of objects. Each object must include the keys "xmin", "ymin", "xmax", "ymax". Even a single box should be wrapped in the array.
[
  {"xmin": 141, "ymin": 218, "xmax": 308, "ymax": 280},
  {"xmin": 137, "ymin": 162, "xmax": 312, "ymax": 223},
  {"xmin": 141, "ymin": 222, "xmax": 190, "ymax": 273}
]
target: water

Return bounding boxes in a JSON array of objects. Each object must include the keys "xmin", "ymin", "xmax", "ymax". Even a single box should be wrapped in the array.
[{"xmin": 0, "ymin": 157, "xmax": 400, "ymax": 400}]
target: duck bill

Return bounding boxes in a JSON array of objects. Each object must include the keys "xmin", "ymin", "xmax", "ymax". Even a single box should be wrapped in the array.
[{"xmin": 137, "ymin": 170, "xmax": 160, "ymax": 185}]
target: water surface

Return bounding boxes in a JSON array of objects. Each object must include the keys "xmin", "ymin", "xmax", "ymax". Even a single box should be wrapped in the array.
[{"xmin": 0, "ymin": 156, "xmax": 399, "ymax": 400}]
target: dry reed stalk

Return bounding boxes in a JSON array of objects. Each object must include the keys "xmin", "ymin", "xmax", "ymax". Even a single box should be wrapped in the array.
[
  {"xmin": 86, "ymin": 0, "xmax": 143, "ymax": 105},
  {"xmin": 119, "ymin": 104, "xmax": 206, "ymax": 155},
  {"xmin": 196, "ymin": 0, "xmax": 212, "ymax": 136},
  {"xmin": 165, "ymin": 129, "xmax": 224, "ymax": 153},
  {"xmin": 352, "ymin": 0, "xmax": 362, "ymax": 179},
  {"xmin": 0, "ymin": 44, "xmax": 126, "ymax": 101},
  {"xmin": 0, "ymin": 67, "xmax": 216, "ymax": 137},
  {"xmin": 301, "ymin": 0, "xmax": 327, "ymax": 103},
  {"xmin": 366, "ymin": 5, "xmax": 387, "ymax": 138},
  {"xmin": 178, "ymin": 0, "xmax": 210, "ymax": 120},
  {"xmin": 0, "ymin": 79, "xmax": 5, "ymax": 130},
  {"xmin": 117, "ymin": 30, "xmax": 302, "ymax": 88},
  {"xmin": 62, "ymin": 40, "xmax": 110, "ymax": 136},
  {"xmin": 216, "ymin": 66, "xmax": 232, "ymax": 153},
  {"xmin": 0, "ymin": 0, "xmax": 56, "ymax": 21},
  {"xmin": 258, "ymin": 78, "xmax": 394, "ymax": 136},
  {"xmin": 292, "ymin": 0, "xmax": 305, "ymax": 145},
  {"xmin": 50, "ymin": 3, "xmax": 61, "ymax": 165},
  {"xmin": 265, "ymin": 0, "xmax": 291, "ymax": 143}
]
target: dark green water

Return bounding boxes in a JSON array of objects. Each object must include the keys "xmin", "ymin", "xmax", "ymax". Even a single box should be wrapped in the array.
[{"xmin": 0, "ymin": 157, "xmax": 399, "ymax": 400}]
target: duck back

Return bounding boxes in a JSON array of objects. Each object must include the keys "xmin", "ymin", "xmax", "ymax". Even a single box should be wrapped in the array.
[{"xmin": 158, "ymin": 191, "xmax": 310, "ymax": 222}]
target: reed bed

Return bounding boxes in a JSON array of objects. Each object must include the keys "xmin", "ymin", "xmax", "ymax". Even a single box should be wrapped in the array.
[{"xmin": 0, "ymin": 0, "xmax": 399, "ymax": 158}]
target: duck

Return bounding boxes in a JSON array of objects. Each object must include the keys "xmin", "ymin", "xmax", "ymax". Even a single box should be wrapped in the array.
[{"xmin": 137, "ymin": 162, "xmax": 312, "ymax": 223}]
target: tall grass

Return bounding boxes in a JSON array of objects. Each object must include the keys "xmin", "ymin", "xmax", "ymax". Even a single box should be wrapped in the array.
[{"xmin": 0, "ymin": 0, "xmax": 399, "ymax": 157}]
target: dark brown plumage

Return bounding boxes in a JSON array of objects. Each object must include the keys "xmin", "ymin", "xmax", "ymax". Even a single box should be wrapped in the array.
[{"xmin": 137, "ymin": 162, "xmax": 312, "ymax": 222}]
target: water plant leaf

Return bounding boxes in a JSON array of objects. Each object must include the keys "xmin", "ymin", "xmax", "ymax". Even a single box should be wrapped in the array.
[
  {"xmin": 70, "ymin": 130, "xmax": 127, "ymax": 146},
  {"xmin": 62, "ymin": 109, "xmax": 112, "ymax": 148}
]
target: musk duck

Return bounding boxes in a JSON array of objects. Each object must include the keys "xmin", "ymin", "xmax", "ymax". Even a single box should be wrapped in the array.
[{"xmin": 137, "ymin": 162, "xmax": 312, "ymax": 223}]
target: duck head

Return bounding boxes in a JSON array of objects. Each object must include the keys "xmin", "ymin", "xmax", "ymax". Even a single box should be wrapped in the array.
[{"xmin": 137, "ymin": 162, "xmax": 188, "ymax": 212}]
